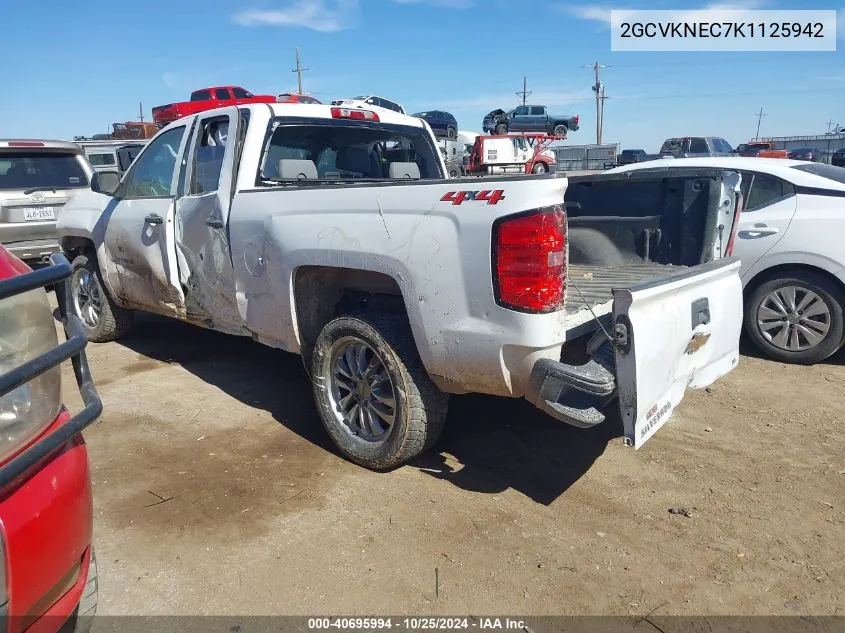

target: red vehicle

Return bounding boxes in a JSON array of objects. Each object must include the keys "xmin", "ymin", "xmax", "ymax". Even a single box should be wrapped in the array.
[
  {"xmin": 276, "ymin": 93, "xmax": 322, "ymax": 104},
  {"xmin": 152, "ymin": 85, "xmax": 277, "ymax": 126},
  {"xmin": 0, "ymin": 250, "xmax": 102, "ymax": 633},
  {"xmin": 466, "ymin": 133, "xmax": 558, "ymax": 175}
]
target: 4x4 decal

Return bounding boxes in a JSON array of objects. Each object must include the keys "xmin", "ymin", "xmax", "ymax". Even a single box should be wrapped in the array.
[{"xmin": 440, "ymin": 190, "xmax": 506, "ymax": 206}]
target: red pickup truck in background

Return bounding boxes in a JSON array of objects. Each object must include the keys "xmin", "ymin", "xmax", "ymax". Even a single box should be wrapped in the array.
[{"xmin": 152, "ymin": 86, "xmax": 277, "ymax": 126}]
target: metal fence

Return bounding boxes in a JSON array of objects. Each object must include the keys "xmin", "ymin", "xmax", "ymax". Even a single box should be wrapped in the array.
[
  {"xmin": 552, "ymin": 143, "xmax": 620, "ymax": 171},
  {"xmin": 759, "ymin": 134, "xmax": 845, "ymax": 163}
]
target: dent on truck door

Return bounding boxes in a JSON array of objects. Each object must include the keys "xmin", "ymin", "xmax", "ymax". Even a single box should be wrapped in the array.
[
  {"xmin": 173, "ymin": 107, "xmax": 241, "ymax": 330},
  {"xmin": 613, "ymin": 258, "xmax": 743, "ymax": 448},
  {"xmin": 102, "ymin": 125, "xmax": 189, "ymax": 315}
]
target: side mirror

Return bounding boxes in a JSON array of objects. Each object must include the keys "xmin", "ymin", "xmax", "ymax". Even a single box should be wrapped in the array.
[{"xmin": 91, "ymin": 171, "xmax": 120, "ymax": 196}]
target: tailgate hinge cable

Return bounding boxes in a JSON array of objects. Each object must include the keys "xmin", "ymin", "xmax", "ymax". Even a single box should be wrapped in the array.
[{"xmin": 568, "ymin": 277, "xmax": 616, "ymax": 346}]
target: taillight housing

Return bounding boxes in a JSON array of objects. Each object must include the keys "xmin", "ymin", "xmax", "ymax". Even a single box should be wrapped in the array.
[
  {"xmin": 573, "ymin": 115, "xmax": 580, "ymax": 125},
  {"xmin": 493, "ymin": 206, "xmax": 567, "ymax": 313},
  {"xmin": 330, "ymin": 107, "xmax": 380, "ymax": 122},
  {"xmin": 725, "ymin": 191, "xmax": 743, "ymax": 257}
]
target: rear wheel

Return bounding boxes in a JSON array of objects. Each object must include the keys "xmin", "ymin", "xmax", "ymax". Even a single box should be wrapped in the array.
[
  {"xmin": 310, "ymin": 313, "xmax": 449, "ymax": 470},
  {"xmin": 553, "ymin": 124, "xmax": 568, "ymax": 137},
  {"xmin": 744, "ymin": 272, "xmax": 845, "ymax": 364},
  {"xmin": 70, "ymin": 253, "xmax": 134, "ymax": 343},
  {"xmin": 531, "ymin": 162, "xmax": 548, "ymax": 174},
  {"xmin": 495, "ymin": 123, "xmax": 508, "ymax": 135},
  {"xmin": 446, "ymin": 125, "xmax": 457, "ymax": 140}
]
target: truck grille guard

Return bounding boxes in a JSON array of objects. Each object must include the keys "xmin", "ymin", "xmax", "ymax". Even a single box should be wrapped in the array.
[{"xmin": 0, "ymin": 253, "xmax": 103, "ymax": 489}]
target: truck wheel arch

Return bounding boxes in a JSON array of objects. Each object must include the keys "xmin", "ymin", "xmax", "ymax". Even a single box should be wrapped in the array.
[{"xmin": 292, "ymin": 266, "xmax": 416, "ymax": 365}]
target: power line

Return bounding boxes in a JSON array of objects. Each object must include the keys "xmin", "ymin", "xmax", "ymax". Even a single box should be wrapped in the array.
[
  {"xmin": 291, "ymin": 48, "xmax": 310, "ymax": 95},
  {"xmin": 753, "ymin": 107, "xmax": 766, "ymax": 141},
  {"xmin": 515, "ymin": 76, "xmax": 532, "ymax": 106}
]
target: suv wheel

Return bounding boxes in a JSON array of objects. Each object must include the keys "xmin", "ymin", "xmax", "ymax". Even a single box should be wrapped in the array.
[
  {"xmin": 495, "ymin": 123, "xmax": 508, "ymax": 135},
  {"xmin": 446, "ymin": 126, "xmax": 457, "ymax": 140},
  {"xmin": 744, "ymin": 272, "xmax": 845, "ymax": 364}
]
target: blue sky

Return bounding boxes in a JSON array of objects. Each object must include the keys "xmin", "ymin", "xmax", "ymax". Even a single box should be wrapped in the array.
[{"xmin": 2, "ymin": 0, "xmax": 843, "ymax": 151}]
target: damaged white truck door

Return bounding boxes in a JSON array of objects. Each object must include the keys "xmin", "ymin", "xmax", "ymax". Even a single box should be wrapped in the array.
[
  {"xmin": 101, "ymin": 124, "xmax": 190, "ymax": 316},
  {"xmin": 173, "ymin": 107, "xmax": 242, "ymax": 331},
  {"xmin": 613, "ymin": 258, "xmax": 743, "ymax": 448}
]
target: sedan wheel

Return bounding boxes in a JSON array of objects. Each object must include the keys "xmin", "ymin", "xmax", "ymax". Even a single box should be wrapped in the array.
[{"xmin": 745, "ymin": 273, "xmax": 845, "ymax": 364}]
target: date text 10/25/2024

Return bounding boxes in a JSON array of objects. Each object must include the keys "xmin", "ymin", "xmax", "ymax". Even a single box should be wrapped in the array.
[{"xmin": 308, "ymin": 618, "xmax": 529, "ymax": 630}]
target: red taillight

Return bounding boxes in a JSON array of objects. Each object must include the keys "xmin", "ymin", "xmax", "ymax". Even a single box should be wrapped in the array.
[
  {"xmin": 725, "ymin": 192, "xmax": 743, "ymax": 257},
  {"xmin": 493, "ymin": 207, "xmax": 567, "ymax": 313},
  {"xmin": 330, "ymin": 107, "xmax": 380, "ymax": 122},
  {"xmin": 574, "ymin": 115, "xmax": 580, "ymax": 125},
  {"xmin": 7, "ymin": 141, "xmax": 45, "ymax": 147}
]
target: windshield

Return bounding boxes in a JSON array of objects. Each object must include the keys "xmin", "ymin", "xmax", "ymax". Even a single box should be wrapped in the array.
[
  {"xmin": 87, "ymin": 152, "xmax": 116, "ymax": 166},
  {"xmin": 791, "ymin": 163, "xmax": 845, "ymax": 185},
  {"xmin": 0, "ymin": 151, "xmax": 89, "ymax": 190},
  {"xmin": 260, "ymin": 120, "xmax": 441, "ymax": 182}
]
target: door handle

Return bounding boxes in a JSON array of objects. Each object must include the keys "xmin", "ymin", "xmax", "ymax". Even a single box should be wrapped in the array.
[
  {"xmin": 145, "ymin": 214, "xmax": 164, "ymax": 225},
  {"xmin": 205, "ymin": 219, "xmax": 224, "ymax": 229},
  {"xmin": 738, "ymin": 226, "xmax": 779, "ymax": 238}
]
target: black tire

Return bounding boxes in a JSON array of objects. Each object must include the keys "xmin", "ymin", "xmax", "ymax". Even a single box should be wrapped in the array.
[
  {"xmin": 70, "ymin": 252, "xmax": 134, "ymax": 343},
  {"xmin": 531, "ymin": 162, "xmax": 548, "ymax": 174},
  {"xmin": 553, "ymin": 124, "xmax": 568, "ymax": 137},
  {"xmin": 495, "ymin": 123, "xmax": 508, "ymax": 135},
  {"xmin": 447, "ymin": 165, "xmax": 461, "ymax": 178},
  {"xmin": 69, "ymin": 549, "xmax": 97, "ymax": 633},
  {"xmin": 744, "ymin": 272, "xmax": 845, "ymax": 365},
  {"xmin": 311, "ymin": 312, "xmax": 449, "ymax": 470},
  {"xmin": 446, "ymin": 125, "xmax": 457, "ymax": 140}
]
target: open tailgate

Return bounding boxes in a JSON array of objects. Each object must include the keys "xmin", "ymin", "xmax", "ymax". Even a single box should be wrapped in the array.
[{"xmin": 613, "ymin": 257, "xmax": 742, "ymax": 448}]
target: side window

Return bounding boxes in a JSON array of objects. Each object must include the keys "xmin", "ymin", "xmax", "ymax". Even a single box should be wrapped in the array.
[
  {"xmin": 745, "ymin": 174, "xmax": 793, "ymax": 211},
  {"xmin": 232, "ymin": 87, "xmax": 248, "ymax": 99},
  {"xmin": 530, "ymin": 106, "xmax": 545, "ymax": 115},
  {"xmin": 215, "ymin": 88, "xmax": 231, "ymax": 100},
  {"xmin": 191, "ymin": 118, "xmax": 229, "ymax": 194},
  {"xmin": 514, "ymin": 106, "xmax": 529, "ymax": 116},
  {"xmin": 689, "ymin": 138, "xmax": 709, "ymax": 154},
  {"xmin": 121, "ymin": 126, "xmax": 185, "ymax": 198}
]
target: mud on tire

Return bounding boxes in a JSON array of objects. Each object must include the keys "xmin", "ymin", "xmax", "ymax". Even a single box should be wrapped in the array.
[
  {"xmin": 70, "ymin": 253, "xmax": 134, "ymax": 343},
  {"xmin": 310, "ymin": 312, "xmax": 449, "ymax": 470}
]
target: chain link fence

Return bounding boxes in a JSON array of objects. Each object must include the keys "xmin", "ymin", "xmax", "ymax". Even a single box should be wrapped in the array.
[
  {"xmin": 551, "ymin": 143, "xmax": 620, "ymax": 172},
  {"xmin": 759, "ymin": 134, "xmax": 845, "ymax": 163}
]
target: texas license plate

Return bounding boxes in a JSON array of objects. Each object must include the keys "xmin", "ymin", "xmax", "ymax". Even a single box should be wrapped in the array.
[{"xmin": 23, "ymin": 206, "xmax": 56, "ymax": 221}]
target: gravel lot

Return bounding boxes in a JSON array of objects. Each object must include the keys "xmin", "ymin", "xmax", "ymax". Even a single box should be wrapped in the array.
[{"xmin": 57, "ymin": 308, "xmax": 845, "ymax": 617}]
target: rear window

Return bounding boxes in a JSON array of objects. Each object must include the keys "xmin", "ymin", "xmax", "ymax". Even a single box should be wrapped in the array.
[
  {"xmin": 259, "ymin": 120, "xmax": 441, "ymax": 182},
  {"xmin": 791, "ymin": 163, "xmax": 845, "ymax": 185},
  {"xmin": 87, "ymin": 152, "xmax": 116, "ymax": 166},
  {"xmin": 659, "ymin": 139, "xmax": 683, "ymax": 154},
  {"xmin": 0, "ymin": 152, "xmax": 89, "ymax": 190},
  {"xmin": 191, "ymin": 90, "xmax": 211, "ymax": 101},
  {"xmin": 232, "ymin": 88, "xmax": 250, "ymax": 99}
]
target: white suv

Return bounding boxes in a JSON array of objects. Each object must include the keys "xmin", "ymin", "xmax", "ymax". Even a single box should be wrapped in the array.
[{"xmin": 330, "ymin": 96, "xmax": 406, "ymax": 115}]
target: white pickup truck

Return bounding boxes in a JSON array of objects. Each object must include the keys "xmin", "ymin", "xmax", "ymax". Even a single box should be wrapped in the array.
[{"xmin": 58, "ymin": 103, "xmax": 744, "ymax": 469}]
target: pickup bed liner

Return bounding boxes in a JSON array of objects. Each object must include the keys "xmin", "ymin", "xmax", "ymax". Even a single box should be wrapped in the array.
[{"xmin": 562, "ymin": 263, "xmax": 687, "ymax": 326}]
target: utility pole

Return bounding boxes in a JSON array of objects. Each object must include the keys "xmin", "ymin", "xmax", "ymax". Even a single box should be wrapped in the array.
[
  {"xmin": 291, "ymin": 48, "xmax": 310, "ymax": 94},
  {"xmin": 753, "ymin": 107, "xmax": 766, "ymax": 141},
  {"xmin": 515, "ymin": 76, "xmax": 532, "ymax": 106},
  {"xmin": 826, "ymin": 119, "xmax": 837, "ymax": 134},
  {"xmin": 138, "ymin": 102, "xmax": 144, "ymax": 123},
  {"xmin": 598, "ymin": 85, "xmax": 609, "ymax": 145},
  {"xmin": 583, "ymin": 62, "xmax": 607, "ymax": 145}
]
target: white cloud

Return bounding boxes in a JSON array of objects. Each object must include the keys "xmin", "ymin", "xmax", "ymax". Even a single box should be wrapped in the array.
[
  {"xmin": 559, "ymin": 0, "xmax": 766, "ymax": 28},
  {"xmin": 232, "ymin": 0, "xmax": 359, "ymax": 32},
  {"xmin": 161, "ymin": 72, "xmax": 179, "ymax": 88},
  {"xmin": 390, "ymin": 0, "xmax": 473, "ymax": 7}
]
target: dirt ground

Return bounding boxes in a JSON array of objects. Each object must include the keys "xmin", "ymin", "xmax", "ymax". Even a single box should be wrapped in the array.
[{"xmin": 57, "ymin": 309, "xmax": 845, "ymax": 617}]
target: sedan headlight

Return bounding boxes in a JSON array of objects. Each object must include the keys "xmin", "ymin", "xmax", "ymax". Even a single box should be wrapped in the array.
[{"xmin": 0, "ymin": 287, "xmax": 61, "ymax": 463}]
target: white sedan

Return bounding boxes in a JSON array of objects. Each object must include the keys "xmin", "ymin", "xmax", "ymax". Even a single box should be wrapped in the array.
[{"xmin": 608, "ymin": 157, "xmax": 845, "ymax": 364}]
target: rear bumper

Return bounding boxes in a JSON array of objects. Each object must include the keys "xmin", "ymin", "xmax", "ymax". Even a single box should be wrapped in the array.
[
  {"xmin": 0, "ymin": 253, "xmax": 103, "ymax": 632},
  {"xmin": 2, "ymin": 240, "xmax": 61, "ymax": 263},
  {"xmin": 524, "ymin": 340, "xmax": 617, "ymax": 428}
]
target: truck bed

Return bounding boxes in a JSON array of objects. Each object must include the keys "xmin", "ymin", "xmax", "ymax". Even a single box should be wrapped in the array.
[{"xmin": 562, "ymin": 263, "xmax": 688, "ymax": 332}]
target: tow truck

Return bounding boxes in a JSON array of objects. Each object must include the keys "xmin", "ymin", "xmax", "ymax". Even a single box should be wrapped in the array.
[{"xmin": 466, "ymin": 133, "xmax": 560, "ymax": 175}]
